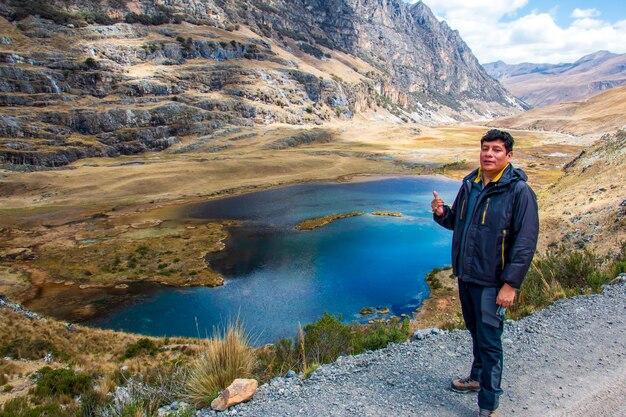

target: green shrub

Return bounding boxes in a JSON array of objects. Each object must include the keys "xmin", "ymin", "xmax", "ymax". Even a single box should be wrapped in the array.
[
  {"xmin": 84, "ymin": 57, "xmax": 98, "ymax": 69},
  {"xmin": 277, "ymin": 28, "xmax": 307, "ymax": 42},
  {"xmin": 111, "ymin": 368, "xmax": 132, "ymax": 385},
  {"xmin": 510, "ymin": 244, "xmax": 624, "ymax": 319},
  {"xmin": 299, "ymin": 42, "xmax": 325, "ymax": 59},
  {"xmin": 256, "ymin": 337, "xmax": 299, "ymax": 381},
  {"xmin": 9, "ymin": 0, "xmax": 87, "ymax": 26},
  {"xmin": 0, "ymin": 338, "xmax": 59, "ymax": 360},
  {"xmin": 136, "ymin": 244, "xmax": 150, "ymax": 256},
  {"xmin": 253, "ymin": 1, "xmax": 279, "ymax": 14},
  {"xmin": 312, "ymin": 34, "xmax": 334, "ymax": 49},
  {"xmin": 303, "ymin": 312, "xmax": 353, "ymax": 364},
  {"xmin": 125, "ymin": 12, "xmax": 170, "ymax": 25},
  {"xmin": 79, "ymin": 389, "xmax": 107, "ymax": 416},
  {"xmin": 255, "ymin": 312, "xmax": 411, "ymax": 381},
  {"xmin": 585, "ymin": 270, "xmax": 610, "ymax": 291},
  {"xmin": 608, "ymin": 241, "xmax": 626, "ymax": 277},
  {"xmin": 0, "ymin": 398, "xmax": 64, "ymax": 417},
  {"xmin": 425, "ymin": 266, "xmax": 450, "ymax": 291},
  {"xmin": 544, "ymin": 246, "xmax": 599, "ymax": 289},
  {"xmin": 123, "ymin": 338, "xmax": 159, "ymax": 359},
  {"xmin": 35, "ymin": 367, "xmax": 92, "ymax": 398},
  {"xmin": 126, "ymin": 255, "xmax": 138, "ymax": 268},
  {"xmin": 85, "ymin": 12, "xmax": 118, "ymax": 25},
  {"xmin": 354, "ymin": 319, "xmax": 409, "ymax": 352},
  {"xmin": 437, "ymin": 160, "xmax": 468, "ymax": 173}
]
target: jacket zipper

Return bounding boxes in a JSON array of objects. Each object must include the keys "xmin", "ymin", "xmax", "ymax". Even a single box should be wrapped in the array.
[
  {"xmin": 501, "ymin": 229, "xmax": 507, "ymax": 270},
  {"xmin": 459, "ymin": 181, "xmax": 502, "ymax": 276},
  {"xmin": 481, "ymin": 198, "xmax": 490, "ymax": 224}
]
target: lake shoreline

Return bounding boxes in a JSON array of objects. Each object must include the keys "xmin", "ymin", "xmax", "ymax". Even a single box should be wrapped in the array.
[{"xmin": 14, "ymin": 175, "xmax": 458, "ymax": 341}]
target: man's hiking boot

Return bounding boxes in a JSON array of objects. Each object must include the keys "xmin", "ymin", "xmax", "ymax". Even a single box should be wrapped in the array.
[
  {"xmin": 478, "ymin": 408, "xmax": 499, "ymax": 417},
  {"xmin": 450, "ymin": 376, "xmax": 480, "ymax": 393}
]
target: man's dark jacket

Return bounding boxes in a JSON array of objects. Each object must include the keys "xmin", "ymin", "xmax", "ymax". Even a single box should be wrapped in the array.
[{"xmin": 434, "ymin": 164, "xmax": 539, "ymax": 289}]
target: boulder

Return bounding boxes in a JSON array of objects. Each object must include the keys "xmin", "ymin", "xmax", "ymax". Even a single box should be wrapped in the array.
[
  {"xmin": 411, "ymin": 328, "xmax": 447, "ymax": 341},
  {"xmin": 211, "ymin": 378, "xmax": 258, "ymax": 411}
]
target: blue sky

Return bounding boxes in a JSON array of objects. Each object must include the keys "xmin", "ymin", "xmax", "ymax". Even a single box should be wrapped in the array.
[
  {"xmin": 518, "ymin": 1, "xmax": 626, "ymax": 26},
  {"xmin": 407, "ymin": 1, "xmax": 626, "ymax": 64}
]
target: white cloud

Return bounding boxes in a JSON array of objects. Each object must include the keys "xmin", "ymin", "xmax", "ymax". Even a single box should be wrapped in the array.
[
  {"xmin": 408, "ymin": 1, "xmax": 626, "ymax": 64},
  {"xmin": 571, "ymin": 8, "xmax": 601, "ymax": 19}
]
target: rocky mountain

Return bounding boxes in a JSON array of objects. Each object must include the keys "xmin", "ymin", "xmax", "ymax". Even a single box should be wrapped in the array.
[
  {"xmin": 483, "ymin": 51, "xmax": 626, "ymax": 107},
  {"xmin": 0, "ymin": 0, "xmax": 522, "ymax": 167},
  {"xmin": 488, "ymin": 85, "xmax": 626, "ymax": 137}
]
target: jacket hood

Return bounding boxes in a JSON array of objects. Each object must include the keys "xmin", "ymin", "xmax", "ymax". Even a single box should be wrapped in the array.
[{"xmin": 463, "ymin": 164, "xmax": 528, "ymax": 185}]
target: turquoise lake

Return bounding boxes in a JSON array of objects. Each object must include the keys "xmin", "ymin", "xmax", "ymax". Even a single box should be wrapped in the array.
[{"xmin": 86, "ymin": 176, "xmax": 458, "ymax": 344}]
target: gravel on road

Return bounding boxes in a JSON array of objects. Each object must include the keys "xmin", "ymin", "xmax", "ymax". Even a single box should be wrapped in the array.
[{"xmin": 200, "ymin": 281, "xmax": 626, "ymax": 417}]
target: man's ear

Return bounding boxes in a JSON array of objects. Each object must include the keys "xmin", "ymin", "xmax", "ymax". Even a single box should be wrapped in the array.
[{"xmin": 507, "ymin": 151, "xmax": 513, "ymax": 159}]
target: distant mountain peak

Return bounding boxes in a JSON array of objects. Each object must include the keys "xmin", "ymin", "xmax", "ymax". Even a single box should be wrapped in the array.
[{"xmin": 574, "ymin": 50, "xmax": 617, "ymax": 64}]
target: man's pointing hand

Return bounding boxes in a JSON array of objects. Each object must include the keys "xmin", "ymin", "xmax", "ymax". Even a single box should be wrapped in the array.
[{"xmin": 431, "ymin": 191, "xmax": 445, "ymax": 217}]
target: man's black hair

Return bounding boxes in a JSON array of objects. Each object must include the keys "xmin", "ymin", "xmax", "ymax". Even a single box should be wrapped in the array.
[{"xmin": 481, "ymin": 129, "xmax": 514, "ymax": 153}]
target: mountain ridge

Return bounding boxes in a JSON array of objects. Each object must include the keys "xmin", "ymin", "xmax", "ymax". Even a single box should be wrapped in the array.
[
  {"xmin": 0, "ymin": 0, "xmax": 522, "ymax": 167},
  {"xmin": 483, "ymin": 50, "xmax": 626, "ymax": 107}
]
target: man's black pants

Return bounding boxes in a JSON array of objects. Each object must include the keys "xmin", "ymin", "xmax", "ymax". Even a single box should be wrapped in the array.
[{"xmin": 458, "ymin": 279, "xmax": 504, "ymax": 411}]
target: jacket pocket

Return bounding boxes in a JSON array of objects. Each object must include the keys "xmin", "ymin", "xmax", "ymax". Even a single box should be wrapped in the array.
[
  {"xmin": 481, "ymin": 287, "xmax": 501, "ymax": 327},
  {"xmin": 481, "ymin": 198, "xmax": 491, "ymax": 225}
]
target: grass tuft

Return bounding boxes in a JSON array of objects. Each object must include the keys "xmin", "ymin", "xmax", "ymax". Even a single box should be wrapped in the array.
[{"xmin": 185, "ymin": 320, "xmax": 256, "ymax": 407}]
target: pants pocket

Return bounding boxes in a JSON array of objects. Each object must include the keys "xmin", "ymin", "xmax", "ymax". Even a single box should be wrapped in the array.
[{"xmin": 481, "ymin": 287, "xmax": 501, "ymax": 328}]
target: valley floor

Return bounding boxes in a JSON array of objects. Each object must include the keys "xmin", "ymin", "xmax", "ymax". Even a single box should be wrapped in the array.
[{"xmin": 0, "ymin": 121, "xmax": 585, "ymax": 305}]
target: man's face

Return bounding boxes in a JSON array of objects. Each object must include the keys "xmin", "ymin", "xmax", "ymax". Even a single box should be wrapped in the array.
[{"xmin": 480, "ymin": 139, "xmax": 512, "ymax": 176}]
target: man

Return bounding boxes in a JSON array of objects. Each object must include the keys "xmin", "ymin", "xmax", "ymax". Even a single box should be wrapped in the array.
[{"xmin": 431, "ymin": 129, "xmax": 539, "ymax": 417}]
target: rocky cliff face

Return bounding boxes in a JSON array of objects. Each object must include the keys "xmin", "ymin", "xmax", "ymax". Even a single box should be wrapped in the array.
[{"xmin": 0, "ymin": 0, "xmax": 522, "ymax": 167}]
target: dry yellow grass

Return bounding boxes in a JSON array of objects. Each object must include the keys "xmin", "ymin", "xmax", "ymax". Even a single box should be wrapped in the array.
[{"xmin": 489, "ymin": 86, "xmax": 626, "ymax": 137}]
